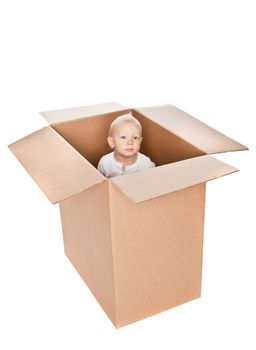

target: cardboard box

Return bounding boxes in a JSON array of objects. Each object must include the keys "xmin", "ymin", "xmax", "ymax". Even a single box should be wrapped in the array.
[{"xmin": 8, "ymin": 102, "xmax": 247, "ymax": 328}]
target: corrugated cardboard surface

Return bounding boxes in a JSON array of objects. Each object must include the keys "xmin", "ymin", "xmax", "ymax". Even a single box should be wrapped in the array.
[
  {"xmin": 111, "ymin": 155, "xmax": 238, "ymax": 203},
  {"xmin": 8, "ymin": 127, "xmax": 104, "ymax": 203},
  {"xmin": 60, "ymin": 181, "xmax": 117, "ymax": 325},
  {"xmin": 110, "ymin": 182, "xmax": 206, "ymax": 327},
  {"xmin": 136, "ymin": 105, "xmax": 248, "ymax": 154},
  {"xmin": 40, "ymin": 102, "xmax": 128, "ymax": 124},
  {"xmin": 59, "ymin": 180, "xmax": 206, "ymax": 328},
  {"xmin": 133, "ymin": 109, "xmax": 205, "ymax": 165}
]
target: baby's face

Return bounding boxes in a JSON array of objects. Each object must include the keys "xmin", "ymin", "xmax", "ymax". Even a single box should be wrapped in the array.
[{"xmin": 108, "ymin": 121, "xmax": 142, "ymax": 159}]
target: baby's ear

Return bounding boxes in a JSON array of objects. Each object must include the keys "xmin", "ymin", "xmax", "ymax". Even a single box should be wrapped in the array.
[{"xmin": 107, "ymin": 136, "xmax": 114, "ymax": 149}]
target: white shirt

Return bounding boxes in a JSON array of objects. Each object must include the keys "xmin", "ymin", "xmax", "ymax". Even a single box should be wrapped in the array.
[{"xmin": 97, "ymin": 152, "xmax": 155, "ymax": 178}]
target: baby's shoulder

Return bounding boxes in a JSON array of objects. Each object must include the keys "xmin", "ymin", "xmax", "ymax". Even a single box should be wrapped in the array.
[
  {"xmin": 99, "ymin": 152, "xmax": 114, "ymax": 164},
  {"xmin": 138, "ymin": 152, "xmax": 155, "ymax": 167}
]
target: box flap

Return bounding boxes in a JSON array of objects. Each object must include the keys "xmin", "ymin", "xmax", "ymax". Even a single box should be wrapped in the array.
[
  {"xmin": 40, "ymin": 102, "xmax": 128, "ymax": 124},
  {"xmin": 111, "ymin": 155, "xmax": 238, "ymax": 203},
  {"xmin": 8, "ymin": 127, "xmax": 105, "ymax": 204},
  {"xmin": 135, "ymin": 105, "xmax": 248, "ymax": 154}
]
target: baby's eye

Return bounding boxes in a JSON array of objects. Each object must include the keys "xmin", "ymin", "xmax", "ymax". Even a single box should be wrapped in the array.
[
  {"xmin": 134, "ymin": 136, "xmax": 139, "ymax": 140},
  {"xmin": 120, "ymin": 136, "xmax": 126, "ymax": 139}
]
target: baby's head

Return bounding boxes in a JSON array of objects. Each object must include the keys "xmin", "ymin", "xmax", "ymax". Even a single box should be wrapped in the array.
[{"xmin": 107, "ymin": 113, "xmax": 143, "ymax": 162}]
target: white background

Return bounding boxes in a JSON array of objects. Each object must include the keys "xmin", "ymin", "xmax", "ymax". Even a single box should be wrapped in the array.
[{"xmin": 1, "ymin": 0, "xmax": 255, "ymax": 349}]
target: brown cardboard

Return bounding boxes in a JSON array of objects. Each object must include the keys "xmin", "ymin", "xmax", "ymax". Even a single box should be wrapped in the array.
[
  {"xmin": 109, "ymin": 182, "xmax": 206, "ymax": 327},
  {"xmin": 111, "ymin": 155, "xmax": 237, "ymax": 203},
  {"xmin": 8, "ymin": 126, "xmax": 105, "ymax": 203},
  {"xmin": 60, "ymin": 181, "xmax": 206, "ymax": 327},
  {"xmin": 40, "ymin": 101, "xmax": 128, "ymax": 123},
  {"xmin": 8, "ymin": 102, "xmax": 247, "ymax": 328},
  {"xmin": 135, "ymin": 105, "xmax": 247, "ymax": 154}
]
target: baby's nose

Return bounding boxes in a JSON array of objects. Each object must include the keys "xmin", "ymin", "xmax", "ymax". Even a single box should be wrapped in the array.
[{"xmin": 127, "ymin": 138, "xmax": 134, "ymax": 144}]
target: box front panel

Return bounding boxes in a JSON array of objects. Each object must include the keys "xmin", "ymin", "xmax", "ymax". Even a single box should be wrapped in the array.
[
  {"xmin": 59, "ymin": 181, "xmax": 116, "ymax": 325},
  {"xmin": 110, "ymin": 182, "xmax": 206, "ymax": 327}
]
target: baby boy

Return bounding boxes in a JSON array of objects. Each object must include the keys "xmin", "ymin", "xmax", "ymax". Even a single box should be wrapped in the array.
[{"xmin": 97, "ymin": 113, "xmax": 155, "ymax": 178}]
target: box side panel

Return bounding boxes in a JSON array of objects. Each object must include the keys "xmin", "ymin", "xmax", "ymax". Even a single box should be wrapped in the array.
[
  {"xmin": 132, "ymin": 109, "xmax": 205, "ymax": 166},
  {"xmin": 59, "ymin": 181, "xmax": 116, "ymax": 325},
  {"xmin": 109, "ymin": 182, "xmax": 206, "ymax": 328}
]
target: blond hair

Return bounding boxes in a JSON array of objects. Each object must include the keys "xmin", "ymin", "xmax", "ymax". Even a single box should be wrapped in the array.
[{"xmin": 109, "ymin": 113, "xmax": 142, "ymax": 136}]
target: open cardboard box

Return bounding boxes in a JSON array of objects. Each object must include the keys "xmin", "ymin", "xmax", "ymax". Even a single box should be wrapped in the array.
[{"xmin": 8, "ymin": 102, "xmax": 248, "ymax": 328}]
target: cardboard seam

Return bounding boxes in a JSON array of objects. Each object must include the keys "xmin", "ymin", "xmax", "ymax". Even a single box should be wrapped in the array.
[
  {"xmin": 107, "ymin": 181, "xmax": 118, "ymax": 327},
  {"xmin": 199, "ymin": 183, "xmax": 207, "ymax": 297}
]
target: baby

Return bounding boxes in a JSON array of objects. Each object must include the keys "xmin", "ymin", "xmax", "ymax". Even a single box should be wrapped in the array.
[{"xmin": 97, "ymin": 113, "xmax": 155, "ymax": 178}]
